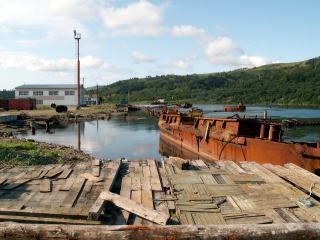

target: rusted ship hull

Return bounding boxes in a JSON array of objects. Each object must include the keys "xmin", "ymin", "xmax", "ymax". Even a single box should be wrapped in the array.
[{"xmin": 159, "ymin": 114, "xmax": 320, "ymax": 173}]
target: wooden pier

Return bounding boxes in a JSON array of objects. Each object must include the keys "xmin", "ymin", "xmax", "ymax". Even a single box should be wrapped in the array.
[{"xmin": 0, "ymin": 157, "xmax": 320, "ymax": 238}]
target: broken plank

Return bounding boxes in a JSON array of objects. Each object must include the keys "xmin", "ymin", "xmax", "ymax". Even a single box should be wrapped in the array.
[{"xmin": 97, "ymin": 191, "xmax": 169, "ymax": 225}]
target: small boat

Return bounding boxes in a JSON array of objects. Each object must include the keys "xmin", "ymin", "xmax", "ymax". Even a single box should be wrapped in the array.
[{"xmin": 158, "ymin": 113, "xmax": 320, "ymax": 174}]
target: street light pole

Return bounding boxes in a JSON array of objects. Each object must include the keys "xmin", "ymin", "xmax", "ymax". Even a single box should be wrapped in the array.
[{"xmin": 74, "ymin": 30, "xmax": 81, "ymax": 109}]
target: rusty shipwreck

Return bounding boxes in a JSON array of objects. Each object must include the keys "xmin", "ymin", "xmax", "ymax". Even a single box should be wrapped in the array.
[{"xmin": 159, "ymin": 113, "xmax": 320, "ymax": 174}]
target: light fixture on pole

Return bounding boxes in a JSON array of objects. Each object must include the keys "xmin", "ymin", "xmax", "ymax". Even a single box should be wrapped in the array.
[{"xmin": 74, "ymin": 30, "xmax": 81, "ymax": 109}]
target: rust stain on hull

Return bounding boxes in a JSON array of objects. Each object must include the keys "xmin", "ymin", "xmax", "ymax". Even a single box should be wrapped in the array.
[{"xmin": 158, "ymin": 114, "xmax": 320, "ymax": 173}]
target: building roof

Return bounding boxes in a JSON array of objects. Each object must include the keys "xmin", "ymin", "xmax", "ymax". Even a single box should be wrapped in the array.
[{"xmin": 15, "ymin": 84, "xmax": 80, "ymax": 89}]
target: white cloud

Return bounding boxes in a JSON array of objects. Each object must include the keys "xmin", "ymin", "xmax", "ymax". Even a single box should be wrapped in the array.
[
  {"xmin": 100, "ymin": 0, "xmax": 164, "ymax": 28},
  {"xmin": 132, "ymin": 51, "xmax": 155, "ymax": 64},
  {"xmin": 172, "ymin": 60, "xmax": 190, "ymax": 69},
  {"xmin": 0, "ymin": 0, "xmax": 95, "ymax": 37},
  {"xmin": 99, "ymin": 0, "xmax": 169, "ymax": 36},
  {"xmin": 171, "ymin": 55, "xmax": 197, "ymax": 70},
  {"xmin": 80, "ymin": 56, "xmax": 103, "ymax": 68},
  {"xmin": 0, "ymin": 49, "xmax": 127, "ymax": 74},
  {"xmin": 204, "ymin": 37, "xmax": 271, "ymax": 67},
  {"xmin": 172, "ymin": 25, "xmax": 206, "ymax": 38},
  {"xmin": 171, "ymin": 24, "xmax": 272, "ymax": 68}
]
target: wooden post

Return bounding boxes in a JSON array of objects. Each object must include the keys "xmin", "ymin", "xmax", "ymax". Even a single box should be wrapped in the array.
[{"xmin": 0, "ymin": 222, "xmax": 319, "ymax": 240}]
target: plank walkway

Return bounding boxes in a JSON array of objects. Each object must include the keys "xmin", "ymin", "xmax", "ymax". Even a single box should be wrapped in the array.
[{"xmin": 0, "ymin": 157, "xmax": 320, "ymax": 225}]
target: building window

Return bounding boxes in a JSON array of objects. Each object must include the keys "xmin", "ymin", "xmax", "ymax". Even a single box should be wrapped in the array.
[
  {"xmin": 19, "ymin": 91, "xmax": 29, "ymax": 96},
  {"xmin": 65, "ymin": 90, "xmax": 75, "ymax": 95},
  {"xmin": 36, "ymin": 99, "xmax": 43, "ymax": 105},
  {"xmin": 49, "ymin": 91, "xmax": 59, "ymax": 96},
  {"xmin": 33, "ymin": 91, "xmax": 43, "ymax": 96}
]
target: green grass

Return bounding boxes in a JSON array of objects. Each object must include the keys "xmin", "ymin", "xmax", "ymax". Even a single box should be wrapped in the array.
[{"xmin": 0, "ymin": 142, "xmax": 60, "ymax": 166}]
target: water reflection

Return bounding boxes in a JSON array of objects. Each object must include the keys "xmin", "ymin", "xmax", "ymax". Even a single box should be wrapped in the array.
[{"xmin": 19, "ymin": 112, "xmax": 162, "ymax": 160}]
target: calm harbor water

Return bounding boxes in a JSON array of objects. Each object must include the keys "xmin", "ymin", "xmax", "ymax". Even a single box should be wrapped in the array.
[{"xmin": 18, "ymin": 105, "xmax": 320, "ymax": 160}]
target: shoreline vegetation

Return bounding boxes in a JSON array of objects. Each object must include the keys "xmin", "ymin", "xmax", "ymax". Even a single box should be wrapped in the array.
[
  {"xmin": 89, "ymin": 57, "xmax": 320, "ymax": 106},
  {"xmin": 0, "ymin": 137, "xmax": 93, "ymax": 167}
]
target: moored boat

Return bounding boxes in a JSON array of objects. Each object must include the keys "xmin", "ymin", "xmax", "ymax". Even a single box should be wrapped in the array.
[{"xmin": 158, "ymin": 113, "xmax": 320, "ymax": 174}]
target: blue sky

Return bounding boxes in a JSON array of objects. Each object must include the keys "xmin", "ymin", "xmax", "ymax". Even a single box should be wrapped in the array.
[{"xmin": 0, "ymin": 0, "xmax": 319, "ymax": 89}]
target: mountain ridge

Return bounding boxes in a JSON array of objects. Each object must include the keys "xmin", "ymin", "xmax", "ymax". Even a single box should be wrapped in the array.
[{"xmin": 89, "ymin": 57, "xmax": 320, "ymax": 105}]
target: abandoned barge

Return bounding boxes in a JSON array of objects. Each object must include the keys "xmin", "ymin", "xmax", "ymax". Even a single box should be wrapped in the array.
[{"xmin": 159, "ymin": 113, "xmax": 320, "ymax": 174}]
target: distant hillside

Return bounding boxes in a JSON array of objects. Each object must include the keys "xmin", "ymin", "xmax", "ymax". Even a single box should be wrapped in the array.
[{"xmin": 91, "ymin": 57, "xmax": 320, "ymax": 105}]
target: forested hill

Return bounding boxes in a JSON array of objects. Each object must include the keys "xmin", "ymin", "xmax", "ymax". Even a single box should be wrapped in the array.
[{"xmin": 93, "ymin": 57, "xmax": 320, "ymax": 105}]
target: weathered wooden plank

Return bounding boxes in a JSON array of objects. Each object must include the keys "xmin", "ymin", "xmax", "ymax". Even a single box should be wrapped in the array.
[
  {"xmin": 141, "ymin": 176, "xmax": 152, "ymax": 190},
  {"xmin": 205, "ymin": 184, "xmax": 244, "ymax": 197},
  {"xmin": 148, "ymin": 159, "xmax": 162, "ymax": 191},
  {"xmin": 60, "ymin": 178, "xmax": 86, "ymax": 208},
  {"xmin": 97, "ymin": 191, "xmax": 169, "ymax": 225},
  {"xmin": 0, "ymin": 206, "xmax": 89, "ymax": 218},
  {"xmin": 229, "ymin": 174, "xmax": 265, "ymax": 184},
  {"xmin": 102, "ymin": 160, "xmax": 121, "ymax": 191},
  {"xmin": 200, "ymin": 174, "xmax": 217, "ymax": 185},
  {"xmin": 170, "ymin": 175, "xmax": 203, "ymax": 185},
  {"xmin": 225, "ymin": 215, "xmax": 273, "ymax": 224},
  {"xmin": 240, "ymin": 162, "xmax": 283, "ymax": 183},
  {"xmin": 131, "ymin": 177, "xmax": 141, "ymax": 191},
  {"xmin": 131, "ymin": 189, "xmax": 141, "ymax": 203},
  {"xmin": 45, "ymin": 166, "xmax": 63, "ymax": 178},
  {"xmin": 38, "ymin": 165, "xmax": 54, "ymax": 179},
  {"xmin": 120, "ymin": 177, "xmax": 131, "ymax": 223},
  {"xmin": 142, "ymin": 165, "xmax": 151, "ymax": 177},
  {"xmin": 0, "ymin": 214, "xmax": 101, "ymax": 225},
  {"xmin": 58, "ymin": 168, "xmax": 73, "ymax": 179},
  {"xmin": 1, "ymin": 179, "xmax": 31, "ymax": 190},
  {"xmin": 194, "ymin": 160, "xmax": 208, "ymax": 169},
  {"xmin": 92, "ymin": 166, "xmax": 100, "ymax": 177},
  {"xmin": 216, "ymin": 161, "xmax": 247, "ymax": 174},
  {"xmin": 158, "ymin": 162, "xmax": 170, "ymax": 188},
  {"xmin": 5, "ymin": 191, "xmax": 37, "ymax": 211},
  {"xmin": 59, "ymin": 178, "xmax": 75, "ymax": 191},
  {"xmin": 142, "ymin": 190, "xmax": 153, "ymax": 209},
  {"xmin": 79, "ymin": 173, "xmax": 103, "ymax": 182},
  {"xmin": 264, "ymin": 209, "xmax": 287, "ymax": 223},
  {"xmin": 264, "ymin": 163, "xmax": 320, "ymax": 198},
  {"xmin": 88, "ymin": 160, "xmax": 121, "ymax": 220},
  {"xmin": 92, "ymin": 159, "xmax": 100, "ymax": 166},
  {"xmin": 40, "ymin": 179, "xmax": 51, "ymax": 193}
]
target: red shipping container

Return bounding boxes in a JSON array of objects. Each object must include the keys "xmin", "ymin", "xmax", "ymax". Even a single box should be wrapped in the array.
[
  {"xmin": 8, "ymin": 99, "xmax": 36, "ymax": 110},
  {"xmin": 0, "ymin": 100, "xmax": 9, "ymax": 110}
]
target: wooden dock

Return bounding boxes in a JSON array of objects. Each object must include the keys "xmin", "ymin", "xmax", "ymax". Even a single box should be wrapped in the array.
[{"xmin": 0, "ymin": 157, "xmax": 320, "ymax": 227}]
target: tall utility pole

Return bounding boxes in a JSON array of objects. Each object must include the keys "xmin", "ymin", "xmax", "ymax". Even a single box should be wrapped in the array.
[
  {"xmin": 96, "ymin": 83, "xmax": 99, "ymax": 105},
  {"xmin": 74, "ymin": 30, "xmax": 81, "ymax": 109}
]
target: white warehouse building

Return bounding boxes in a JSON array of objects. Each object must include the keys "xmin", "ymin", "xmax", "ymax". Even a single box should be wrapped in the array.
[{"xmin": 15, "ymin": 84, "xmax": 84, "ymax": 106}]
